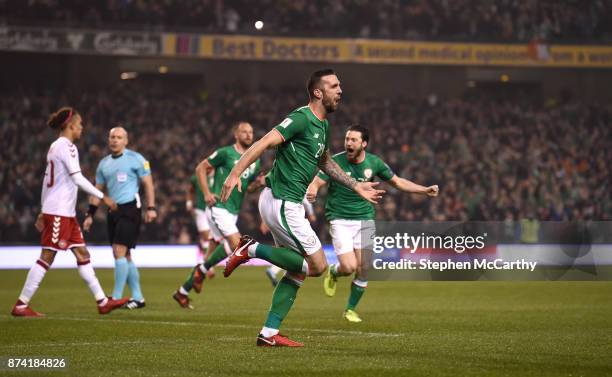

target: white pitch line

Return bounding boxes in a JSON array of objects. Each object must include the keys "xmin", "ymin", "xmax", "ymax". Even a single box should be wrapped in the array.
[{"xmin": 2, "ymin": 315, "xmax": 401, "ymax": 338}]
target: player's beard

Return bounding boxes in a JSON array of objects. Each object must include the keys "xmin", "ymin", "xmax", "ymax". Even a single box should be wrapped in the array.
[
  {"xmin": 238, "ymin": 139, "xmax": 252, "ymax": 149},
  {"xmin": 322, "ymin": 94, "xmax": 337, "ymax": 113}
]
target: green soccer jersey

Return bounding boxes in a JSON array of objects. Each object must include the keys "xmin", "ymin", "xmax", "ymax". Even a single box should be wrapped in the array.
[
  {"xmin": 266, "ymin": 106, "xmax": 330, "ymax": 203},
  {"xmin": 208, "ymin": 145, "xmax": 260, "ymax": 214},
  {"xmin": 190, "ymin": 175, "xmax": 206, "ymax": 210},
  {"xmin": 318, "ymin": 151, "xmax": 395, "ymax": 220},
  {"xmin": 190, "ymin": 174, "xmax": 214, "ymax": 210}
]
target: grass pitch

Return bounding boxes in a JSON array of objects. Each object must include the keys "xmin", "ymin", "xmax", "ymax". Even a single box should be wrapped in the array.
[{"xmin": 1, "ymin": 267, "xmax": 611, "ymax": 377}]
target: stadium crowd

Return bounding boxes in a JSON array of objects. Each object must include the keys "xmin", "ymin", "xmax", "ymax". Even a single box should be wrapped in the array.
[
  {"xmin": 2, "ymin": 0, "xmax": 611, "ymax": 43},
  {"xmin": 0, "ymin": 81, "xmax": 609, "ymax": 244}
]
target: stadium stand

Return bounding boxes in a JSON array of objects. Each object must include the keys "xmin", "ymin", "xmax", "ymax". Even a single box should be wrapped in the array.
[
  {"xmin": 1, "ymin": 82, "xmax": 609, "ymax": 244},
  {"xmin": 1, "ymin": 0, "xmax": 611, "ymax": 43}
]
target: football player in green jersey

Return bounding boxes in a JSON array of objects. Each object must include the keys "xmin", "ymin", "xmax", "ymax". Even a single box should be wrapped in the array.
[
  {"xmin": 186, "ymin": 172, "xmax": 215, "ymax": 272},
  {"xmin": 220, "ymin": 69, "xmax": 385, "ymax": 347},
  {"xmin": 307, "ymin": 125, "xmax": 439, "ymax": 323},
  {"xmin": 173, "ymin": 121, "xmax": 265, "ymax": 309}
]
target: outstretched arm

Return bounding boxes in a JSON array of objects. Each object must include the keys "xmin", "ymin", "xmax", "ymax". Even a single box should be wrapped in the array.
[
  {"xmin": 388, "ymin": 175, "xmax": 439, "ymax": 197},
  {"xmin": 317, "ymin": 150, "xmax": 357, "ymax": 189},
  {"xmin": 318, "ymin": 150, "xmax": 385, "ymax": 204},
  {"xmin": 221, "ymin": 129, "xmax": 284, "ymax": 202}
]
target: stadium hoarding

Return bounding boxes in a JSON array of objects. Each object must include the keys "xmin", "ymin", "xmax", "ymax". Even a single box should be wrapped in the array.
[
  {"xmin": 1, "ymin": 26, "xmax": 612, "ymax": 68},
  {"xmin": 361, "ymin": 221, "xmax": 612, "ymax": 281},
  {"xmin": 0, "ymin": 26, "xmax": 161, "ymax": 56},
  {"xmin": 0, "ymin": 245, "xmax": 340, "ymax": 269}
]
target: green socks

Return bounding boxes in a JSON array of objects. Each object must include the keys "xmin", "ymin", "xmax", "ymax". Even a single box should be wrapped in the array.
[
  {"xmin": 181, "ymin": 266, "xmax": 196, "ymax": 292},
  {"xmin": 264, "ymin": 276, "xmax": 300, "ymax": 329},
  {"xmin": 255, "ymin": 243, "xmax": 305, "ymax": 273},
  {"xmin": 204, "ymin": 243, "xmax": 228, "ymax": 270},
  {"xmin": 347, "ymin": 282, "xmax": 366, "ymax": 310},
  {"xmin": 181, "ymin": 243, "xmax": 229, "ymax": 293}
]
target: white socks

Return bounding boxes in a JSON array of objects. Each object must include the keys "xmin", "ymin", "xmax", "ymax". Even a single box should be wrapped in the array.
[
  {"xmin": 261, "ymin": 326, "xmax": 279, "ymax": 338},
  {"xmin": 247, "ymin": 242, "xmax": 259, "ymax": 257},
  {"xmin": 77, "ymin": 259, "xmax": 106, "ymax": 302},
  {"xmin": 18, "ymin": 259, "xmax": 49, "ymax": 305}
]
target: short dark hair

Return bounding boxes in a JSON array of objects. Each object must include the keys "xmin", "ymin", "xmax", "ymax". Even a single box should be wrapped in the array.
[
  {"xmin": 47, "ymin": 107, "xmax": 78, "ymax": 130},
  {"xmin": 232, "ymin": 121, "xmax": 250, "ymax": 133},
  {"xmin": 347, "ymin": 124, "xmax": 369, "ymax": 144},
  {"xmin": 307, "ymin": 69, "xmax": 336, "ymax": 100}
]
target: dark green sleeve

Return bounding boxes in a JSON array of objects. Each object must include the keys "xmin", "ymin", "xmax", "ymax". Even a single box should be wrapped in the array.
[
  {"xmin": 207, "ymin": 147, "xmax": 226, "ymax": 168},
  {"xmin": 317, "ymin": 169, "xmax": 330, "ymax": 181},
  {"xmin": 377, "ymin": 156, "xmax": 395, "ymax": 181},
  {"xmin": 274, "ymin": 113, "xmax": 307, "ymax": 141},
  {"xmin": 325, "ymin": 121, "xmax": 331, "ymax": 151}
]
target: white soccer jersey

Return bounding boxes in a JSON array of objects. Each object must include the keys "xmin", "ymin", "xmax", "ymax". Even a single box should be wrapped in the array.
[{"xmin": 41, "ymin": 136, "xmax": 81, "ymax": 217}]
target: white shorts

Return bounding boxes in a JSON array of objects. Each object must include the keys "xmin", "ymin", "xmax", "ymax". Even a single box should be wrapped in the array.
[
  {"xmin": 329, "ymin": 219, "xmax": 376, "ymax": 255},
  {"xmin": 194, "ymin": 208, "xmax": 211, "ymax": 232},
  {"xmin": 207, "ymin": 206, "xmax": 239, "ymax": 242},
  {"xmin": 259, "ymin": 187, "xmax": 321, "ymax": 256}
]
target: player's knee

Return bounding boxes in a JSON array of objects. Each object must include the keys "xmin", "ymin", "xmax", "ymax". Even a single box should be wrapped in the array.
[
  {"xmin": 309, "ymin": 261, "xmax": 327, "ymax": 277},
  {"xmin": 78, "ymin": 249, "xmax": 91, "ymax": 260},
  {"xmin": 342, "ymin": 262, "xmax": 357, "ymax": 275},
  {"xmin": 41, "ymin": 255, "xmax": 55, "ymax": 266}
]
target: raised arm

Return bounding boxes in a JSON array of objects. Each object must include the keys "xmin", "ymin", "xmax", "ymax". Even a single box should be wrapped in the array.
[
  {"xmin": 387, "ymin": 175, "xmax": 439, "ymax": 197},
  {"xmin": 221, "ymin": 129, "xmax": 284, "ymax": 202},
  {"xmin": 317, "ymin": 150, "xmax": 357, "ymax": 189}
]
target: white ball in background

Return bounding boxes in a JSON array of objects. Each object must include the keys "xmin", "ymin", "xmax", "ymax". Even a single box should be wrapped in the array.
[{"xmin": 255, "ymin": 20, "xmax": 264, "ymax": 30}]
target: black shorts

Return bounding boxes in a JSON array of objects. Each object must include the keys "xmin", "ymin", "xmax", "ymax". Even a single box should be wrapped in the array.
[{"xmin": 107, "ymin": 200, "xmax": 141, "ymax": 249}]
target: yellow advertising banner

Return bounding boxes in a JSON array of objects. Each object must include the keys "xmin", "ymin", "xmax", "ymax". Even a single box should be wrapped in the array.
[{"xmin": 161, "ymin": 34, "xmax": 612, "ymax": 68}]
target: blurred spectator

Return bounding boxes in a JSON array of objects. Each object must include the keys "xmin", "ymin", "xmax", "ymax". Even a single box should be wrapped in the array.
[
  {"xmin": 1, "ymin": 0, "xmax": 611, "ymax": 43},
  {"xmin": 0, "ymin": 80, "xmax": 609, "ymax": 244}
]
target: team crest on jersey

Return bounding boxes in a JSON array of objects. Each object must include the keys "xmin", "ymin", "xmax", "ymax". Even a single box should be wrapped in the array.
[
  {"xmin": 364, "ymin": 169, "xmax": 373, "ymax": 179},
  {"xmin": 306, "ymin": 236, "xmax": 317, "ymax": 247},
  {"xmin": 58, "ymin": 239, "xmax": 67, "ymax": 248}
]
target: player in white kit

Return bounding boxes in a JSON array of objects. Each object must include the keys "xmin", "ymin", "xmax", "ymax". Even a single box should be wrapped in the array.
[{"xmin": 11, "ymin": 107, "xmax": 129, "ymax": 317}]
